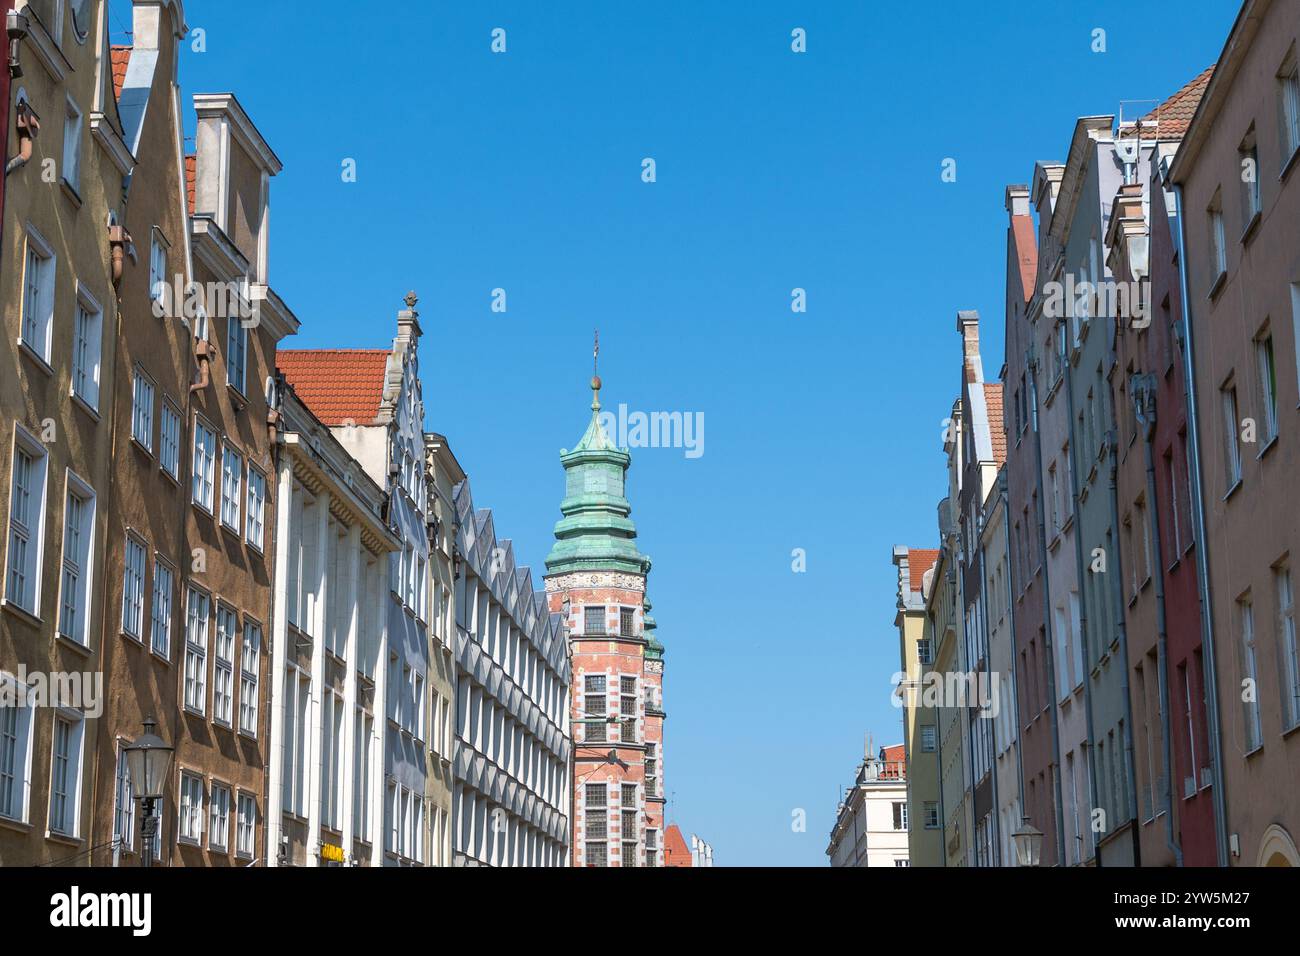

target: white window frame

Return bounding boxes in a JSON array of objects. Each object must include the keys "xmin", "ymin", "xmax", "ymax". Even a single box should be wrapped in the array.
[
  {"xmin": 245, "ymin": 465, "xmax": 266, "ymax": 550},
  {"xmin": 184, "ymin": 587, "xmax": 211, "ymax": 715},
  {"xmin": 149, "ymin": 230, "xmax": 169, "ymax": 309},
  {"xmin": 1222, "ymin": 384, "xmax": 1242, "ymax": 490},
  {"xmin": 159, "ymin": 400, "xmax": 181, "ymax": 480},
  {"xmin": 209, "ymin": 782, "xmax": 231, "ymax": 852},
  {"xmin": 220, "ymin": 444, "xmax": 242, "ymax": 532},
  {"xmin": 191, "ymin": 416, "xmax": 217, "ymax": 512},
  {"xmin": 19, "ymin": 225, "xmax": 55, "ymax": 365},
  {"xmin": 57, "ymin": 472, "xmax": 96, "ymax": 647},
  {"xmin": 121, "ymin": 533, "xmax": 147, "ymax": 640},
  {"xmin": 239, "ymin": 620, "xmax": 261, "ymax": 737},
  {"xmin": 1277, "ymin": 566, "xmax": 1299, "ymax": 732},
  {"xmin": 1256, "ymin": 331, "xmax": 1278, "ymax": 445},
  {"xmin": 150, "ymin": 557, "xmax": 174, "ymax": 659},
  {"xmin": 1240, "ymin": 598, "xmax": 1262, "ymax": 752},
  {"xmin": 213, "ymin": 603, "xmax": 237, "ymax": 727},
  {"xmin": 47, "ymin": 709, "xmax": 85, "ymax": 838},
  {"xmin": 62, "ymin": 95, "xmax": 82, "ymax": 193},
  {"xmin": 226, "ymin": 313, "xmax": 247, "ymax": 395},
  {"xmin": 178, "ymin": 770, "xmax": 204, "ymax": 846},
  {"xmin": 70, "ymin": 282, "xmax": 102, "ymax": 411},
  {"xmin": 235, "ymin": 791, "xmax": 255, "ymax": 859},
  {"xmin": 112, "ymin": 741, "xmax": 135, "ymax": 858},
  {"xmin": 131, "ymin": 368, "xmax": 155, "ymax": 453},
  {"xmin": 6, "ymin": 426, "xmax": 49, "ymax": 617},
  {"xmin": 0, "ymin": 672, "xmax": 37, "ymax": 824},
  {"xmin": 1281, "ymin": 60, "xmax": 1300, "ymax": 165}
]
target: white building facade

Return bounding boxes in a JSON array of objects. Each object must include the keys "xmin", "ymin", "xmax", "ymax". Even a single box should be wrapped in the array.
[
  {"xmin": 827, "ymin": 746, "xmax": 911, "ymax": 868},
  {"xmin": 451, "ymin": 479, "xmax": 571, "ymax": 866}
]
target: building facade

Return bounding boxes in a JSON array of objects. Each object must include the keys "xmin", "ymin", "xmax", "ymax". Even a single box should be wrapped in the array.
[
  {"xmin": 892, "ymin": 545, "xmax": 942, "ymax": 865},
  {"xmin": 1171, "ymin": 0, "xmax": 1300, "ymax": 867},
  {"xmin": 827, "ymin": 744, "xmax": 910, "ymax": 868},
  {"xmin": 451, "ymin": 478, "xmax": 571, "ymax": 866}
]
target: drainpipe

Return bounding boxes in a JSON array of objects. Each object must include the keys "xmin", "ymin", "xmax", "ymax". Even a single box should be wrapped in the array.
[
  {"xmin": 1104, "ymin": 425, "xmax": 1142, "ymax": 866},
  {"xmin": 1027, "ymin": 345, "xmax": 1068, "ymax": 866},
  {"xmin": 108, "ymin": 225, "xmax": 131, "ymax": 289},
  {"xmin": 976, "ymin": 491, "xmax": 1000, "ymax": 864},
  {"xmin": 5, "ymin": 96, "xmax": 37, "ymax": 176},
  {"xmin": 1134, "ymin": 375, "xmax": 1182, "ymax": 865},
  {"xmin": 1171, "ymin": 182, "xmax": 1230, "ymax": 866},
  {"xmin": 1061, "ymin": 320, "xmax": 1103, "ymax": 867}
]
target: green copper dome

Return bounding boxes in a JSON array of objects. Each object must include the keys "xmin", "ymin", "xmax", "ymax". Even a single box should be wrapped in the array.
[{"xmin": 545, "ymin": 380, "xmax": 648, "ymax": 576}]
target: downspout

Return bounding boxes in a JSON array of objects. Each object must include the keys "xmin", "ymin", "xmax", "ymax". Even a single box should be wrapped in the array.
[
  {"xmin": 1027, "ymin": 346, "xmax": 1068, "ymax": 866},
  {"xmin": 1062, "ymin": 320, "xmax": 1103, "ymax": 867},
  {"xmin": 1135, "ymin": 375, "xmax": 1182, "ymax": 865},
  {"xmin": 929, "ymin": 599, "xmax": 947, "ymax": 868},
  {"xmin": 1172, "ymin": 182, "xmax": 1229, "ymax": 866}
]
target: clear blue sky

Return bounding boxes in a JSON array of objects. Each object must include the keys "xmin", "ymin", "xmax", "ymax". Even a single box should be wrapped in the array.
[{"xmin": 157, "ymin": 0, "xmax": 1236, "ymax": 865}]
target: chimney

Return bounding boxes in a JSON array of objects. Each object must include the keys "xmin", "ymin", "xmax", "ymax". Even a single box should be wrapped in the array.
[
  {"xmin": 957, "ymin": 310, "xmax": 981, "ymax": 382},
  {"xmin": 1004, "ymin": 184, "xmax": 1030, "ymax": 217}
]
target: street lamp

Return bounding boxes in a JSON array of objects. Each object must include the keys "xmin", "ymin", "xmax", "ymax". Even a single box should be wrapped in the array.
[
  {"xmin": 1011, "ymin": 816, "xmax": 1044, "ymax": 867},
  {"xmin": 123, "ymin": 716, "xmax": 174, "ymax": 868}
]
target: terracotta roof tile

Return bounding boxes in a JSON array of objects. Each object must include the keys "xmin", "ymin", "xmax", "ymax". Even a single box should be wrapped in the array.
[
  {"xmin": 906, "ymin": 549, "xmax": 940, "ymax": 592},
  {"xmin": 278, "ymin": 349, "xmax": 390, "ymax": 426},
  {"xmin": 184, "ymin": 154, "xmax": 196, "ymax": 215},
  {"xmin": 664, "ymin": 825, "xmax": 692, "ymax": 867},
  {"xmin": 984, "ymin": 383, "xmax": 1006, "ymax": 467},
  {"xmin": 1133, "ymin": 65, "xmax": 1214, "ymax": 139},
  {"xmin": 110, "ymin": 45, "xmax": 132, "ymax": 102}
]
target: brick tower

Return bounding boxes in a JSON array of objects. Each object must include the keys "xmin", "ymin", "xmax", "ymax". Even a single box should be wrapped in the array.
[{"xmin": 545, "ymin": 344, "xmax": 665, "ymax": 866}]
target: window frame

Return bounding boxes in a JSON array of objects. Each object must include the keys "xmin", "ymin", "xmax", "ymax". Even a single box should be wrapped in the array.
[
  {"xmin": 18, "ymin": 224, "xmax": 56, "ymax": 366},
  {"xmin": 191, "ymin": 415, "xmax": 217, "ymax": 513},
  {"xmin": 5, "ymin": 426, "xmax": 50, "ymax": 618},
  {"xmin": 57, "ymin": 471, "xmax": 96, "ymax": 648},
  {"xmin": 70, "ymin": 282, "xmax": 103, "ymax": 412},
  {"xmin": 131, "ymin": 367, "xmax": 156, "ymax": 454}
]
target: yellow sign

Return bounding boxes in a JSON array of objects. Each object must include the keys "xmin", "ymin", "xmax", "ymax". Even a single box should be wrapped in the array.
[{"xmin": 320, "ymin": 843, "xmax": 345, "ymax": 863}]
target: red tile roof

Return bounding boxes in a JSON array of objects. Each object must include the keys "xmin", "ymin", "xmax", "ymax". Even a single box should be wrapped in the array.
[
  {"xmin": 1135, "ymin": 66, "xmax": 1214, "ymax": 139},
  {"xmin": 110, "ymin": 45, "xmax": 131, "ymax": 102},
  {"xmin": 184, "ymin": 154, "xmax": 196, "ymax": 215},
  {"xmin": 881, "ymin": 744, "xmax": 906, "ymax": 763},
  {"xmin": 664, "ymin": 825, "xmax": 692, "ymax": 867},
  {"xmin": 907, "ymin": 549, "xmax": 940, "ymax": 592},
  {"xmin": 278, "ymin": 349, "xmax": 391, "ymax": 426},
  {"xmin": 984, "ymin": 383, "xmax": 1006, "ymax": 467}
]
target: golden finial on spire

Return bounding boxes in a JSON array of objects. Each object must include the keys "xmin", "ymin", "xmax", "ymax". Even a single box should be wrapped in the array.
[{"xmin": 591, "ymin": 328, "xmax": 602, "ymax": 411}]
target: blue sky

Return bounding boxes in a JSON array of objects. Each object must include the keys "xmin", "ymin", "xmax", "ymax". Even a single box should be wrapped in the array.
[{"xmin": 155, "ymin": 1, "xmax": 1237, "ymax": 865}]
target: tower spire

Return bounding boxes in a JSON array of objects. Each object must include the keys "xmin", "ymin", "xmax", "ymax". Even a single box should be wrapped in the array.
[{"xmin": 591, "ymin": 328, "xmax": 601, "ymax": 412}]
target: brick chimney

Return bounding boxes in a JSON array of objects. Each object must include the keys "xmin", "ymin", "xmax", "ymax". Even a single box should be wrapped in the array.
[{"xmin": 957, "ymin": 309, "xmax": 982, "ymax": 383}]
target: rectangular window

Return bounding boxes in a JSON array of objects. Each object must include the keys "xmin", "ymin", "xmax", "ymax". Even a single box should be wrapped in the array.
[
  {"xmin": 113, "ymin": 744, "xmax": 135, "ymax": 855},
  {"xmin": 1281, "ymin": 61, "xmax": 1300, "ymax": 162},
  {"xmin": 192, "ymin": 419, "xmax": 216, "ymax": 510},
  {"xmin": 1241, "ymin": 135, "xmax": 1261, "ymax": 226},
  {"xmin": 20, "ymin": 228, "xmax": 54, "ymax": 362},
  {"xmin": 1240, "ymin": 597, "xmax": 1262, "ymax": 751},
  {"xmin": 236, "ymin": 793, "xmax": 255, "ymax": 859},
  {"xmin": 7, "ymin": 435, "xmax": 48, "ymax": 615},
  {"xmin": 1209, "ymin": 202, "xmax": 1227, "ymax": 280},
  {"xmin": 584, "ymin": 605, "xmax": 605, "ymax": 636},
  {"xmin": 71, "ymin": 291, "xmax": 102, "ymax": 410},
  {"xmin": 48, "ymin": 714, "xmax": 82, "ymax": 836},
  {"xmin": 151, "ymin": 560, "xmax": 173, "ymax": 657},
  {"xmin": 62, "ymin": 97, "xmax": 82, "ymax": 191},
  {"xmin": 645, "ymin": 742, "xmax": 658, "ymax": 798},
  {"xmin": 917, "ymin": 638, "xmax": 933, "ymax": 665},
  {"xmin": 226, "ymin": 315, "xmax": 247, "ymax": 394},
  {"xmin": 584, "ymin": 674, "xmax": 606, "ymax": 743},
  {"xmin": 185, "ymin": 589, "xmax": 210, "ymax": 714},
  {"xmin": 132, "ymin": 371, "xmax": 155, "ymax": 452},
  {"xmin": 58, "ymin": 481, "xmax": 94, "ymax": 646},
  {"xmin": 179, "ymin": 772, "xmax": 204, "ymax": 844},
  {"xmin": 1256, "ymin": 333, "xmax": 1278, "ymax": 444},
  {"xmin": 0, "ymin": 675, "xmax": 36, "ymax": 822},
  {"xmin": 240, "ymin": 622, "xmax": 261, "ymax": 736},
  {"xmin": 159, "ymin": 403, "xmax": 181, "ymax": 479},
  {"xmin": 213, "ymin": 605, "xmax": 236, "ymax": 726},
  {"xmin": 220, "ymin": 446, "xmax": 242, "ymax": 531},
  {"xmin": 209, "ymin": 783, "xmax": 230, "ymax": 851},
  {"xmin": 245, "ymin": 467, "xmax": 266, "ymax": 549},
  {"xmin": 585, "ymin": 783, "xmax": 607, "ymax": 867},
  {"xmin": 1277, "ymin": 567, "xmax": 1299, "ymax": 731},
  {"xmin": 924, "ymin": 801, "xmax": 940, "ymax": 829},
  {"xmin": 149, "ymin": 234, "xmax": 168, "ymax": 305},
  {"xmin": 1222, "ymin": 385, "xmax": 1242, "ymax": 489},
  {"xmin": 620, "ymin": 675, "xmax": 637, "ymax": 743},
  {"xmin": 122, "ymin": 536, "xmax": 146, "ymax": 639},
  {"xmin": 921, "ymin": 724, "xmax": 937, "ymax": 753},
  {"xmin": 892, "ymin": 801, "xmax": 908, "ymax": 831},
  {"xmin": 620, "ymin": 606, "xmax": 635, "ymax": 636}
]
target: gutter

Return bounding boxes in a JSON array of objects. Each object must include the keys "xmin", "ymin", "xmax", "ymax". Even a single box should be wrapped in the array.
[{"xmin": 1171, "ymin": 182, "xmax": 1230, "ymax": 866}]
